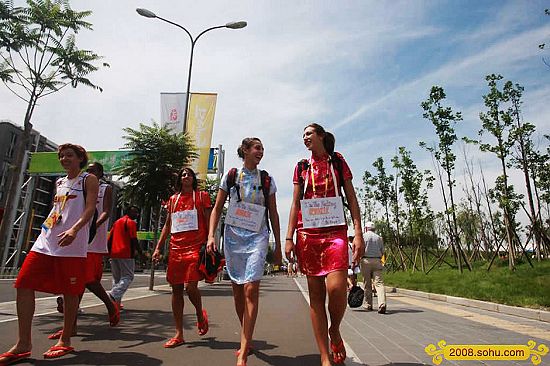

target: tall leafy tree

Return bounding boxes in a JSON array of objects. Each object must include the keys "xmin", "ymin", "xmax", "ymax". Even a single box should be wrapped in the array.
[
  {"xmin": 476, "ymin": 74, "xmax": 523, "ymax": 270},
  {"xmin": 420, "ymin": 85, "xmax": 471, "ymax": 272},
  {"xmin": 391, "ymin": 147, "xmax": 434, "ymax": 272},
  {"xmin": 0, "ymin": 0, "xmax": 108, "ymax": 250},
  {"xmin": 117, "ymin": 123, "xmax": 197, "ymax": 289},
  {"xmin": 507, "ymin": 82, "xmax": 547, "ymax": 260}
]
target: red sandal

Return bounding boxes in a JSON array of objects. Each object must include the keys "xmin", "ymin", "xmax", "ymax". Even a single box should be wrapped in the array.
[
  {"xmin": 109, "ymin": 300, "xmax": 120, "ymax": 327},
  {"xmin": 330, "ymin": 338, "xmax": 346, "ymax": 364},
  {"xmin": 197, "ymin": 309, "xmax": 208, "ymax": 336}
]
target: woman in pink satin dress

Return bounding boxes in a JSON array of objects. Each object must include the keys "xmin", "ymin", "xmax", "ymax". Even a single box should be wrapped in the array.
[{"xmin": 285, "ymin": 123, "xmax": 365, "ymax": 366}]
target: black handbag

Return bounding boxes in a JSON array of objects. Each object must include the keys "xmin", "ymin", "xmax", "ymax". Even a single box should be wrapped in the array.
[{"xmin": 347, "ymin": 285, "xmax": 364, "ymax": 308}]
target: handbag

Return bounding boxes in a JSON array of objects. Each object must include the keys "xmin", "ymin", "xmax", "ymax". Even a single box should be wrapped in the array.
[
  {"xmin": 347, "ymin": 285, "xmax": 364, "ymax": 308},
  {"xmin": 198, "ymin": 244, "xmax": 225, "ymax": 283}
]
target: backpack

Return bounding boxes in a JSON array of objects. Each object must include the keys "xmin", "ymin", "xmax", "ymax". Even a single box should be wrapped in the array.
[
  {"xmin": 226, "ymin": 167, "xmax": 272, "ymax": 232},
  {"xmin": 296, "ymin": 153, "xmax": 349, "ymax": 208}
]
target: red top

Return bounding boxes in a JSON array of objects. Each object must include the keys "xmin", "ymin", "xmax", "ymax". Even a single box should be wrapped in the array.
[
  {"xmin": 109, "ymin": 215, "xmax": 138, "ymax": 259},
  {"xmin": 293, "ymin": 152, "xmax": 352, "ymax": 231},
  {"xmin": 168, "ymin": 190, "xmax": 212, "ymax": 250}
]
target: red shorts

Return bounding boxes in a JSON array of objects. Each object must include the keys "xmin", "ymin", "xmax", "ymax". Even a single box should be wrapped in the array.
[
  {"xmin": 85, "ymin": 252, "xmax": 105, "ymax": 284},
  {"xmin": 14, "ymin": 251, "xmax": 86, "ymax": 295},
  {"xmin": 166, "ymin": 246, "xmax": 204, "ymax": 285}
]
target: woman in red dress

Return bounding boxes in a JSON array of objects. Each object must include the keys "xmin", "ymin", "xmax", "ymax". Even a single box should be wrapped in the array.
[
  {"xmin": 153, "ymin": 167, "xmax": 212, "ymax": 348},
  {"xmin": 285, "ymin": 123, "xmax": 365, "ymax": 366}
]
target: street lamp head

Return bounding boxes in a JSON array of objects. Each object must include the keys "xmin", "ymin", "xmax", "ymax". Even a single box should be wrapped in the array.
[
  {"xmin": 136, "ymin": 8, "xmax": 157, "ymax": 18},
  {"xmin": 225, "ymin": 21, "xmax": 247, "ymax": 29}
]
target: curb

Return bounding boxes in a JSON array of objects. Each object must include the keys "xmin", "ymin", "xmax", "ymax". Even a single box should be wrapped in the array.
[{"xmin": 391, "ymin": 287, "xmax": 550, "ymax": 323}]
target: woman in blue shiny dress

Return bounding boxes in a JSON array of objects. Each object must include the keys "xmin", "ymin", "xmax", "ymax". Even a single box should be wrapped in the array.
[{"xmin": 208, "ymin": 137, "xmax": 282, "ymax": 366}]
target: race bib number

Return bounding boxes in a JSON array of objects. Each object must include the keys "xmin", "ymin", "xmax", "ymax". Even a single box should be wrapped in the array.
[
  {"xmin": 171, "ymin": 209, "xmax": 199, "ymax": 233},
  {"xmin": 301, "ymin": 197, "xmax": 345, "ymax": 229},
  {"xmin": 225, "ymin": 201, "xmax": 266, "ymax": 232}
]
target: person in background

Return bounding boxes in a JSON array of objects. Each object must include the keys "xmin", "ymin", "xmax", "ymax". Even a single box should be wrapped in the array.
[
  {"xmin": 207, "ymin": 137, "xmax": 282, "ymax": 366},
  {"xmin": 49, "ymin": 162, "xmax": 119, "ymax": 340},
  {"xmin": 108, "ymin": 205, "xmax": 140, "ymax": 308},
  {"xmin": 285, "ymin": 123, "xmax": 365, "ymax": 366},
  {"xmin": 0, "ymin": 143, "xmax": 98, "ymax": 363},
  {"xmin": 153, "ymin": 167, "xmax": 212, "ymax": 348},
  {"xmin": 360, "ymin": 221, "xmax": 387, "ymax": 314}
]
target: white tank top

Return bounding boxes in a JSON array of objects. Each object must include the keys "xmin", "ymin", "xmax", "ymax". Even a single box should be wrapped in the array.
[
  {"xmin": 88, "ymin": 182, "xmax": 110, "ymax": 254},
  {"xmin": 32, "ymin": 172, "xmax": 91, "ymax": 257}
]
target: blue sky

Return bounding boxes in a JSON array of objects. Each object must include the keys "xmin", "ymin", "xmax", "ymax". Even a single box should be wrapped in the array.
[{"xmin": 1, "ymin": 1, "xmax": 549, "ymax": 233}]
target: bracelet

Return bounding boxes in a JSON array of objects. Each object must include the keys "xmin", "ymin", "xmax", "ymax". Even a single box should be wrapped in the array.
[{"xmin": 285, "ymin": 238, "xmax": 293, "ymax": 241}]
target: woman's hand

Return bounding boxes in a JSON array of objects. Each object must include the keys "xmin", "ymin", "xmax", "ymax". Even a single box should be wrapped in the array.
[
  {"xmin": 58, "ymin": 228, "xmax": 77, "ymax": 247},
  {"xmin": 206, "ymin": 236, "xmax": 217, "ymax": 254},
  {"xmin": 152, "ymin": 248, "xmax": 161, "ymax": 263},
  {"xmin": 351, "ymin": 234, "xmax": 365, "ymax": 267},
  {"xmin": 285, "ymin": 238, "xmax": 295, "ymax": 263}
]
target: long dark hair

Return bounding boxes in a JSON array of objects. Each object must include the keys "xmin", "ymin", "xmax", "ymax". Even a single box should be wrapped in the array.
[
  {"xmin": 305, "ymin": 123, "xmax": 335, "ymax": 155},
  {"xmin": 237, "ymin": 137, "xmax": 262, "ymax": 160},
  {"xmin": 175, "ymin": 167, "xmax": 198, "ymax": 192}
]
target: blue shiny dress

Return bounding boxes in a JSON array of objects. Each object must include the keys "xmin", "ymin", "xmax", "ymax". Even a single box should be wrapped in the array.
[{"xmin": 220, "ymin": 167, "xmax": 276, "ymax": 284}]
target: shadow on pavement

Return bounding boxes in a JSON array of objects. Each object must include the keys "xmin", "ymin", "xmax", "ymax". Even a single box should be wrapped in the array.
[
  {"xmin": 349, "ymin": 308, "xmax": 424, "ymax": 315},
  {"xmin": 253, "ymin": 351, "xmax": 320, "ymax": 366},
  {"xmin": 30, "ymin": 350, "xmax": 163, "ymax": 365}
]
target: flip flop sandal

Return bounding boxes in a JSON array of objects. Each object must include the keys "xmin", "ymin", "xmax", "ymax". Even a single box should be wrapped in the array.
[
  {"xmin": 330, "ymin": 339, "xmax": 346, "ymax": 364},
  {"xmin": 47, "ymin": 329, "xmax": 64, "ymax": 340},
  {"xmin": 197, "ymin": 309, "xmax": 209, "ymax": 336},
  {"xmin": 43, "ymin": 345, "xmax": 74, "ymax": 359},
  {"xmin": 0, "ymin": 350, "xmax": 31, "ymax": 365},
  {"xmin": 109, "ymin": 301, "xmax": 120, "ymax": 327},
  {"xmin": 163, "ymin": 338, "xmax": 184, "ymax": 348}
]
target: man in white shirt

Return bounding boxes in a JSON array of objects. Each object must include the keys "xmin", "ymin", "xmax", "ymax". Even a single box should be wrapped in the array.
[{"xmin": 360, "ymin": 222, "xmax": 386, "ymax": 313}]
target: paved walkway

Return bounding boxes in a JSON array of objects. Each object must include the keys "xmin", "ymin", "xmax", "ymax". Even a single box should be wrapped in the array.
[{"xmin": 0, "ymin": 275, "xmax": 548, "ymax": 365}]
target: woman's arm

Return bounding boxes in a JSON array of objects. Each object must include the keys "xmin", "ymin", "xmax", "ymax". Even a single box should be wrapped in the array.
[
  {"xmin": 153, "ymin": 204, "xmax": 171, "ymax": 262},
  {"xmin": 343, "ymin": 179, "xmax": 365, "ymax": 266},
  {"xmin": 267, "ymin": 193, "xmax": 282, "ymax": 265},
  {"xmin": 58, "ymin": 174, "xmax": 99, "ymax": 247},
  {"xmin": 207, "ymin": 189, "xmax": 228, "ymax": 253},
  {"xmin": 284, "ymin": 183, "xmax": 302, "ymax": 262}
]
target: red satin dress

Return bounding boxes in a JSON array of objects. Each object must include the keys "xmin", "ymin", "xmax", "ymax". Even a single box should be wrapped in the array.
[
  {"xmin": 166, "ymin": 191, "xmax": 211, "ymax": 285},
  {"xmin": 293, "ymin": 152, "xmax": 352, "ymax": 276}
]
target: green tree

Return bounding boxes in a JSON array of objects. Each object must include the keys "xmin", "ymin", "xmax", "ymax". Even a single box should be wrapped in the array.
[
  {"xmin": 391, "ymin": 147, "xmax": 434, "ymax": 272},
  {"xmin": 0, "ymin": 0, "xmax": 108, "ymax": 252},
  {"xmin": 420, "ymin": 85, "xmax": 471, "ymax": 272},
  {"xmin": 117, "ymin": 122, "xmax": 197, "ymax": 289},
  {"xmin": 507, "ymin": 82, "xmax": 548, "ymax": 260},
  {"xmin": 475, "ymin": 74, "xmax": 523, "ymax": 270}
]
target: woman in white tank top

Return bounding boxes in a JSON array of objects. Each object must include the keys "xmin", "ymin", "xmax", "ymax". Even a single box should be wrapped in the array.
[{"xmin": 1, "ymin": 143, "xmax": 98, "ymax": 363}]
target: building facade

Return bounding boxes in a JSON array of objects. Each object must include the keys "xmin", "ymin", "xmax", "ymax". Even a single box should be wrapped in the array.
[{"xmin": 0, "ymin": 120, "xmax": 58, "ymax": 271}]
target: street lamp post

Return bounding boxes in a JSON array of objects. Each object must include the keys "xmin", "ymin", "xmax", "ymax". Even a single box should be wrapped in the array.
[{"xmin": 136, "ymin": 8, "xmax": 246, "ymax": 132}]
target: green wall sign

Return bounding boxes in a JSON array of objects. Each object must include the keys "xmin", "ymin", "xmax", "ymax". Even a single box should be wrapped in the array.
[{"xmin": 28, "ymin": 151, "xmax": 131, "ymax": 175}]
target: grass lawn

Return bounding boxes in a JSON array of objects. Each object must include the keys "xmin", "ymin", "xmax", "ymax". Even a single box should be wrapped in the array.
[{"xmin": 382, "ymin": 258, "xmax": 550, "ymax": 310}]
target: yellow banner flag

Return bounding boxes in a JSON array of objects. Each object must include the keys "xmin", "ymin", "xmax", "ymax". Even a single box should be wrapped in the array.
[{"xmin": 186, "ymin": 93, "xmax": 217, "ymax": 179}]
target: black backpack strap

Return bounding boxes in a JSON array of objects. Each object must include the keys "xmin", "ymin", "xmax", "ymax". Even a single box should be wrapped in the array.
[
  {"xmin": 329, "ymin": 153, "xmax": 350, "ymax": 209},
  {"xmin": 297, "ymin": 159, "xmax": 309, "ymax": 200},
  {"xmin": 82, "ymin": 172, "xmax": 98, "ymax": 243},
  {"xmin": 226, "ymin": 168, "xmax": 241, "ymax": 202},
  {"xmin": 260, "ymin": 170, "xmax": 271, "ymax": 233}
]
